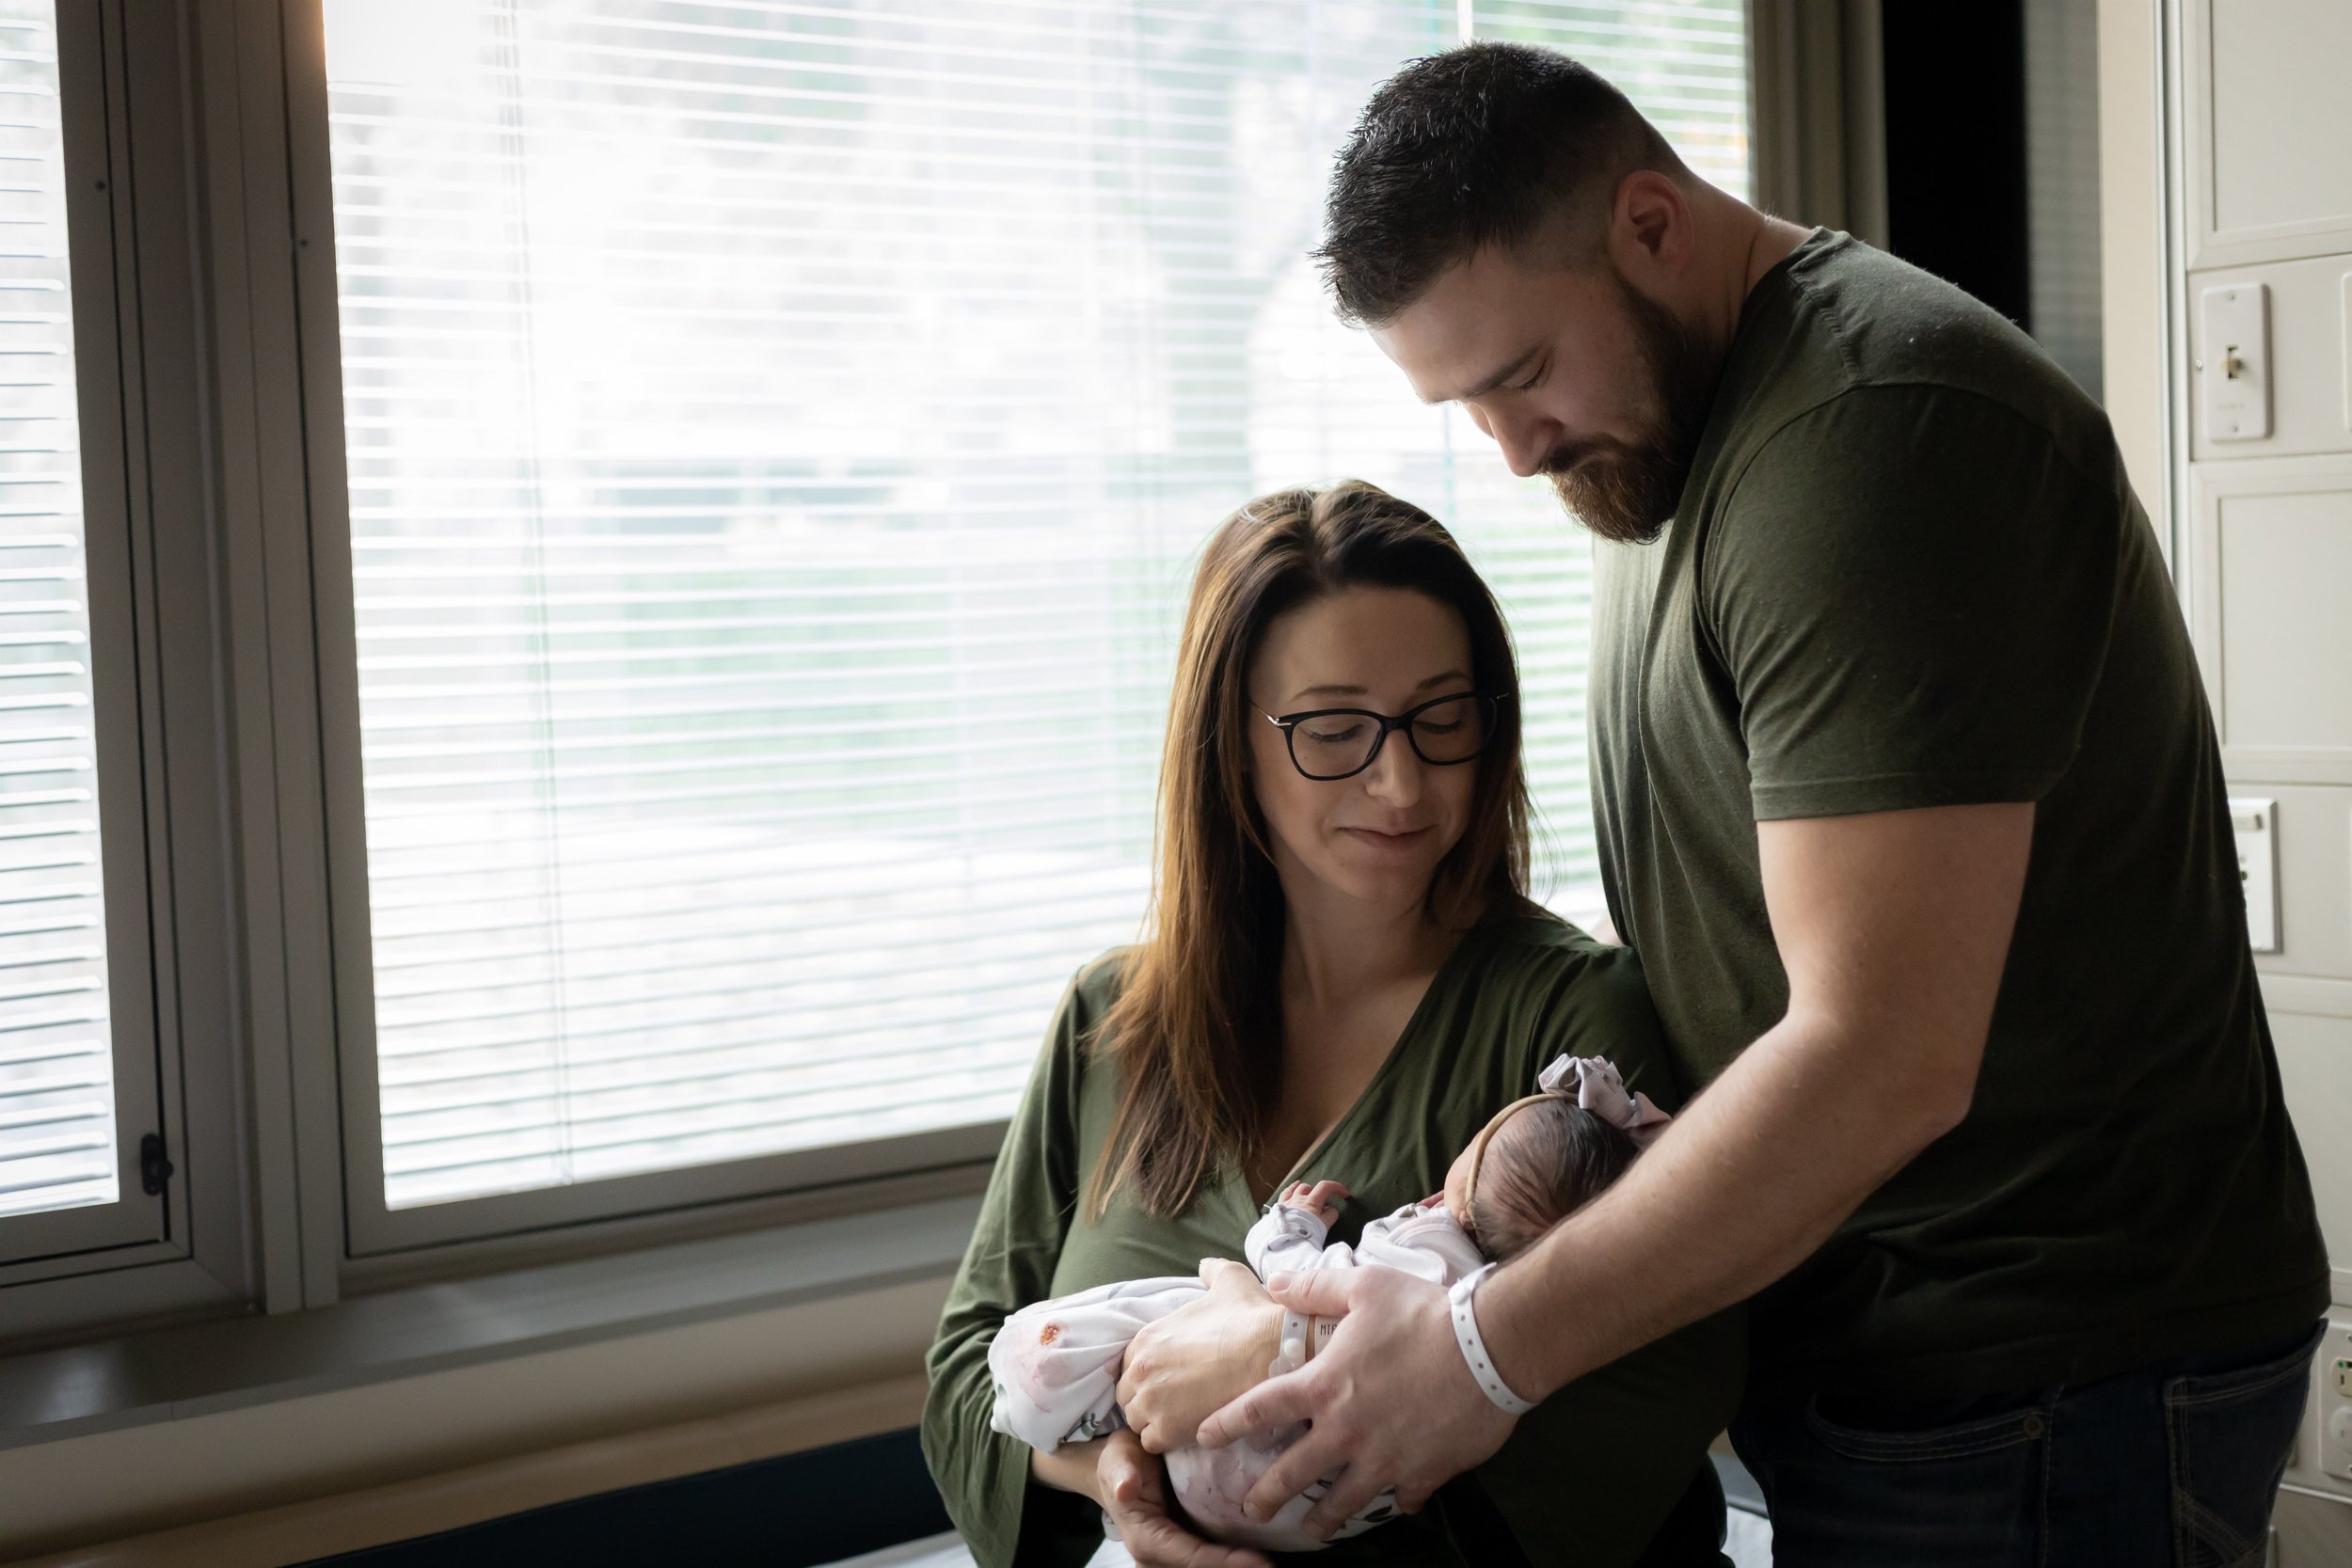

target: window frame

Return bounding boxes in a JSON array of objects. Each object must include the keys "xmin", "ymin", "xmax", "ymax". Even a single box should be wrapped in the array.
[
  {"xmin": 168, "ymin": 0, "xmax": 1021, "ymax": 1310},
  {"xmin": 273, "ymin": 0, "xmax": 1180, "ymax": 1261},
  {"xmin": 288, "ymin": 58, "xmax": 1017, "ymax": 1249},
  {"xmin": 0, "ymin": 0, "xmax": 257, "ymax": 1341}
]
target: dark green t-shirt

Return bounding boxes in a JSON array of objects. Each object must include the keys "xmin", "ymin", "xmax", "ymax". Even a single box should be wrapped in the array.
[
  {"xmin": 921, "ymin": 914, "xmax": 1745, "ymax": 1567},
  {"xmin": 1590, "ymin": 229, "xmax": 2327, "ymax": 1402}
]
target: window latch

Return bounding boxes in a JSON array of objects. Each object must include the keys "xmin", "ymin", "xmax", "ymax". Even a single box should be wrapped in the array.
[{"xmin": 140, "ymin": 1132, "xmax": 174, "ymax": 1196}]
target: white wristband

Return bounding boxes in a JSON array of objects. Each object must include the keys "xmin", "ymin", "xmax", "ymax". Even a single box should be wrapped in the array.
[
  {"xmin": 1273, "ymin": 1308, "xmax": 1312, "ymax": 1376},
  {"xmin": 1447, "ymin": 1263, "xmax": 1536, "ymax": 1415}
]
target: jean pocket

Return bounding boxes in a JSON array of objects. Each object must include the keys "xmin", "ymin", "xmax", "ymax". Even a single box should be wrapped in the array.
[
  {"xmin": 2164, "ymin": 1321, "xmax": 2324, "ymax": 1568},
  {"xmin": 1804, "ymin": 1396, "xmax": 2053, "ymax": 1465},
  {"xmin": 1788, "ymin": 1396, "xmax": 2051, "ymax": 1562}
]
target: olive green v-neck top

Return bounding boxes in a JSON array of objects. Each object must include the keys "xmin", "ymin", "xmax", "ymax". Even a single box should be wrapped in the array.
[{"xmin": 922, "ymin": 913, "xmax": 1746, "ymax": 1567}]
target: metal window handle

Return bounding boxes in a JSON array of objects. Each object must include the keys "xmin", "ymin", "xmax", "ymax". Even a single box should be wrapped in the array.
[{"xmin": 140, "ymin": 1132, "xmax": 174, "ymax": 1196}]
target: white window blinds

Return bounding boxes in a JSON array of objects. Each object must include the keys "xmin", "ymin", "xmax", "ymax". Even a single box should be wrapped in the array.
[
  {"xmin": 0, "ymin": 1, "xmax": 116, "ymax": 1220},
  {"xmin": 320, "ymin": 0, "xmax": 1747, "ymax": 1212}
]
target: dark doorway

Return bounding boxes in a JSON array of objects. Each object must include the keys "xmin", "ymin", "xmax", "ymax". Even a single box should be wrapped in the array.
[{"xmin": 1880, "ymin": 1, "xmax": 2032, "ymax": 329}]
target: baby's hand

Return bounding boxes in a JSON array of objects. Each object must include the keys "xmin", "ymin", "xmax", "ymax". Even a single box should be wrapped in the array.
[{"xmin": 1280, "ymin": 1179, "xmax": 1350, "ymax": 1225}]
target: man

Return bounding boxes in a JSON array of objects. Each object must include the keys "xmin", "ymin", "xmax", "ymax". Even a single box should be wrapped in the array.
[{"xmin": 1175, "ymin": 41, "xmax": 2326, "ymax": 1564}]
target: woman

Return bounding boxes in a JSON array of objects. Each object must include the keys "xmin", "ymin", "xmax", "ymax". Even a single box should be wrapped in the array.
[{"xmin": 923, "ymin": 483, "xmax": 1742, "ymax": 1566}]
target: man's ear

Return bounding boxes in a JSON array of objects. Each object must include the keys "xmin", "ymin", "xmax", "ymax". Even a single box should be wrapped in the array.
[{"xmin": 1611, "ymin": 168, "xmax": 1692, "ymax": 275}]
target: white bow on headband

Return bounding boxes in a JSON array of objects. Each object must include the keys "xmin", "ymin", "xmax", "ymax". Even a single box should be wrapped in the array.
[{"xmin": 1535, "ymin": 1053, "xmax": 1673, "ymax": 1148}]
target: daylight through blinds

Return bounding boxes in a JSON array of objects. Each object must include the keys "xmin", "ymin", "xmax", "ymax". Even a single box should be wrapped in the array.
[
  {"xmin": 320, "ymin": 0, "xmax": 1748, "ymax": 1210},
  {"xmin": 0, "ymin": 1, "xmax": 116, "ymax": 1221}
]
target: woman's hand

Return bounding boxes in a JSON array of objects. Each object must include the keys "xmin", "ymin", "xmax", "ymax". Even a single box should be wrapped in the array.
[
  {"xmin": 1116, "ymin": 1258, "xmax": 1283, "ymax": 1453},
  {"xmin": 1097, "ymin": 1429, "xmax": 1272, "ymax": 1568}
]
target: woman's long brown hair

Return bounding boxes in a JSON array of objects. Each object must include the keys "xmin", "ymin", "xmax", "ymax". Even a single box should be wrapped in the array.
[{"xmin": 1086, "ymin": 481, "xmax": 1536, "ymax": 1220}]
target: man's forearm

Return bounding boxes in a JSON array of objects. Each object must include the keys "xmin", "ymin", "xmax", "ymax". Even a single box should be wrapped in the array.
[{"xmin": 1481, "ymin": 1007, "xmax": 1968, "ymax": 1401}]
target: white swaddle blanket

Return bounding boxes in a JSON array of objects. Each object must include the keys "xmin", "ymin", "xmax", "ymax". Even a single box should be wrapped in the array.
[
  {"xmin": 988, "ymin": 1196, "xmax": 1476, "ymax": 1550},
  {"xmin": 984, "ymin": 1052, "xmax": 1667, "ymax": 1552}
]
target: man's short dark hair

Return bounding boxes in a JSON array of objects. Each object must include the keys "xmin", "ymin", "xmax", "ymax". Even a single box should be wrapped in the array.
[{"xmin": 1315, "ymin": 42, "xmax": 1687, "ymax": 327}]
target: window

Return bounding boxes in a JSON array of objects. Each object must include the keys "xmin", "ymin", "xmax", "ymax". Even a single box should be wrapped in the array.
[
  {"xmin": 0, "ymin": 0, "xmax": 173, "ymax": 1271},
  {"xmin": 0, "ymin": 0, "xmax": 1757, "ymax": 1347},
  {"xmin": 310, "ymin": 0, "xmax": 1748, "ymax": 1248}
]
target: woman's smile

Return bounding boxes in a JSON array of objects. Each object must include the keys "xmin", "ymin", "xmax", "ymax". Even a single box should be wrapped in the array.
[
  {"xmin": 1338, "ymin": 824, "xmax": 1434, "ymax": 852},
  {"xmin": 1245, "ymin": 584, "xmax": 1483, "ymax": 913}
]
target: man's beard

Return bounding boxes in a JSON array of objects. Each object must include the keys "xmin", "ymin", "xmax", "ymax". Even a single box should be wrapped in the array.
[{"xmin": 1541, "ymin": 271, "xmax": 1722, "ymax": 546}]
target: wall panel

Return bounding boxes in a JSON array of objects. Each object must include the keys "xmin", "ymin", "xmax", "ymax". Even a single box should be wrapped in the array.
[
  {"xmin": 2185, "ymin": 457, "xmax": 2352, "ymax": 784},
  {"xmin": 2184, "ymin": 0, "xmax": 2352, "ymax": 268}
]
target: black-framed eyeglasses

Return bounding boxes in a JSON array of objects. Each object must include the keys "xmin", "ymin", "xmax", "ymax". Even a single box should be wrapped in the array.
[{"xmin": 1261, "ymin": 691, "xmax": 1507, "ymax": 782}]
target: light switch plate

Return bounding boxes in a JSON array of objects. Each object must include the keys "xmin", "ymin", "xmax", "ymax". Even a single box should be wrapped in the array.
[
  {"xmin": 2202, "ymin": 283, "xmax": 2272, "ymax": 441},
  {"xmin": 2231, "ymin": 797, "xmax": 2280, "ymax": 952}
]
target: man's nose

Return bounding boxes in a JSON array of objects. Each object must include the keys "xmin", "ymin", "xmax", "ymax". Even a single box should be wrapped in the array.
[{"xmin": 1483, "ymin": 406, "xmax": 1556, "ymax": 479}]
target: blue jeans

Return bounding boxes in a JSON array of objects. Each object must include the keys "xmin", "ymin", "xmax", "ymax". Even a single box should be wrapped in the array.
[{"xmin": 1730, "ymin": 1322, "xmax": 2323, "ymax": 1568}]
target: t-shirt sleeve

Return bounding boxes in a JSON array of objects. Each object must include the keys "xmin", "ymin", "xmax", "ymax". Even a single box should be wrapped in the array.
[
  {"xmin": 919, "ymin": 968, "xmax": 1107, "ymax": 1568},
  {"xmin": 1518, "ymin": 939, "xmax": 1684, "ymax": 1113},
  {"xmin": 1703, "ymin": 386, "xmax": 2121, "ymax": 821}
]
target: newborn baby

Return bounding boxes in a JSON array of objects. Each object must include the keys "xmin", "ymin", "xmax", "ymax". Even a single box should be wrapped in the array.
[{"xmin": 988, "ymin": 1054, "xmax": 1670, "ymax": 1552}]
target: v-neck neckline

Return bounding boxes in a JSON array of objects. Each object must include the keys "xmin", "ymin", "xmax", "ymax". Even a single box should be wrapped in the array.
[{"xmin": 1235, "ymin": 922, "xmax": 1491, "ymax": 1212}]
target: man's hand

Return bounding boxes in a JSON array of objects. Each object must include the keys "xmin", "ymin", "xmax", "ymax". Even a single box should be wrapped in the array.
[
  {"xmin": 1096, "ymin": 1429, "xmax": 1271, "ymax": 1568},
  {"xmin": 1119, "ymin": 1258, "xmax": 1283, "ymax": 1453},
  {"xmin": 1194, "ymin": 1268, "xmax": 1517, "ymax": 1539}
]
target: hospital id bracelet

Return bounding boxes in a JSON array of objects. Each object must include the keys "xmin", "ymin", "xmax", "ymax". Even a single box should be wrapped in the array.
[
  {"xmin": 1273, "ymin": 1307, "xmax": 1313, "ymax": 1375},
  {"xmin": 1447, "ymin": 1263, "xmax": 1536, "ymax": 1415}
]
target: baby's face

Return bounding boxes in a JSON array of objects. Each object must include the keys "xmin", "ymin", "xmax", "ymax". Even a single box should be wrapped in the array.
[{"xmin": 1439, "ymin": 1143, "xmax": 1474, "ymax": 1216}]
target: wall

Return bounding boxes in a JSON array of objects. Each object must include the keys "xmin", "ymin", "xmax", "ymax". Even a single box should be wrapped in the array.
[
  {"xmin": 2099, "ymin": 0, "xmax": 2167, "ymax": 509},
  {"xmin": 2155, "ymin": 0, "xmax": 2352, "ymax": 1554}
]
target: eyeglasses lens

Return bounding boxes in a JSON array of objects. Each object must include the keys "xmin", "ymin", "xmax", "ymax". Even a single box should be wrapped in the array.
[
  {"xmin": 1291, "ymin": 713, "xmax": 1379, "ymax": 778},
  {"xmin": 1291, "ymin": 694, "xmax": 1489, "ymax": 779},
  {"xmin": 1407, "ymin": 693, "xmax": 1487, "ymax": 765}
]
